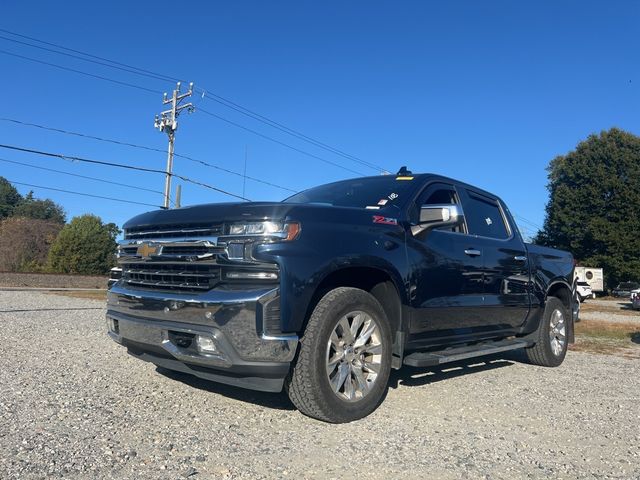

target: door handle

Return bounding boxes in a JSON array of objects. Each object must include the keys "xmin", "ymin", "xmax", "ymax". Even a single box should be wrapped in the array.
[
  {"xmin": 514, "ymin": 255, "xmax": 528, "ymax": 262},
  {"xmin": 464, "ymin": 248, "xmax": 481, "ymax": 257}
]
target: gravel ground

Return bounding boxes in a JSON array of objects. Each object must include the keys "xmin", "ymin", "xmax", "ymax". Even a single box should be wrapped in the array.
[
  {"xmin": 0, "ymin": 291, "xmax": 639, "ymax": 480},
  {"xmin": 580, "ymin": 299, "xmax": 640, "ymax": 323}
]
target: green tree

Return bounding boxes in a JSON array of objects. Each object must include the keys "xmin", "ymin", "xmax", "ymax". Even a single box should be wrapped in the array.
[
  {"xmin": 0, "ymin": 177, "xmax": 23, "ymax": 220},
  {"xmin": 12, "ymin": 191, "xmax": 66, "ymax": 224},
  {"xmin": 48, "ymin": 214, "xmax": 120, "ymax": 274},
  {"xmin": 536, "ymin": 128, "xmax": 640, "ymax": 288}
]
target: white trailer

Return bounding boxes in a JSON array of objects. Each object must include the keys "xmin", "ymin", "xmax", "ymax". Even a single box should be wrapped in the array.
[{"xmin": 574, "ymin": 267, "xmax": 604, "ymax": 292}]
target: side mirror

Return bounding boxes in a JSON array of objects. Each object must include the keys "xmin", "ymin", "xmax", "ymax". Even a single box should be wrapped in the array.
[{"xmin": 412, "ymin": 204, "xmax": 464, "ymax": 236}]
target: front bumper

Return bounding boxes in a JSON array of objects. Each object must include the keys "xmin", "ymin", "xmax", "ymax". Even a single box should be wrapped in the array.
[{"xmin": 106, "ymin": 283, "xmax": 298, "ymax": 392}]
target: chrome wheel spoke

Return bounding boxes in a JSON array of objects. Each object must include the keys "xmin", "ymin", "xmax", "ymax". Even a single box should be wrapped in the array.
[
  {"xmin": 338, "ymin": 317, "xmax": 355, "ymax": 344},
  {"xmin": 350, "ymin": 313, "xmax": 365, "ymax": 339},
  {"xmin": 352, "ymin": 366, "xmax": 369, "ymax": 394},
  {"xmin": 343, "ymin": 368, "xmax": 355, "ymax": 400},
  {"xmin": 353, "ymin": 319, "xmax": 376, "ymax": 349},
  {"xmin": 363, "ymin": 360, "xmax": 381, "ymax": 374},
  {"xmin": 327, "ymin": 352, "xmax": 341, "ymax": 372},
  {"xmin": 360, "ymin": 343, "xmax": 382, "ymax": 355},
  {"xmin": 330, "ymin": 362, "xmax": 350, "ymax": 393},
  {"xmin": 329, "ymin": 331, "xmax": 341, "ymax": 349}
]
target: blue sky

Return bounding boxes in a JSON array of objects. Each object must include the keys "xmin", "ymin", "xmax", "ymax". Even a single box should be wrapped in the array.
[{"xmin": 1, "ymin": 1, "xmax": 638, "ymax": 239}]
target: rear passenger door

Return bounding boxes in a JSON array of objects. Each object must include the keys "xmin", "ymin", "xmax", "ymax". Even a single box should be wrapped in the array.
[{"xmin": 459, "ymin": 188, "xmax": 531, "ymax": 329}]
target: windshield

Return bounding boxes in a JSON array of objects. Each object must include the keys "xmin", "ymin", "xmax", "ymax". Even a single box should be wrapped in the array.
[{"xmin": 283, "ymin": 176, "xmax": 419, "ymax": 209}]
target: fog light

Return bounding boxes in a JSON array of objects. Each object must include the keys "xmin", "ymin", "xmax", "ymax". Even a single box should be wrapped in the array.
[
  {"xmin": 196, "ymin": 335, "xmax": 218, "ymax": 354},
  {"xmin": 107, "ymin": 317, "xmax": 119, "ymax": 334}
]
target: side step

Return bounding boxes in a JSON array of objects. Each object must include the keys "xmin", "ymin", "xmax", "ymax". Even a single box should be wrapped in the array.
[{"xmin": 403, "ymin": 339, "xmax": 531, "ymax": 368}]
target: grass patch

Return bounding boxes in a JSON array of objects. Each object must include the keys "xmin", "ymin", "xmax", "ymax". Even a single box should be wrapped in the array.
[
  {"xmin": 571, "ymin": 319, "xmax": 640, "ymax": 358},
  {"xmin": 575, "ymin": 319, "xmax": 639, "ymax": 340},
  {"xmin": 47, "ymin": 290, "xmax": 107, "ymax": 301}
]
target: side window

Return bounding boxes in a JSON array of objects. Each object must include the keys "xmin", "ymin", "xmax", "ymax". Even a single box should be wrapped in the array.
[
  {"xmin": 413, "ymin": 183, "xmax": 464, "ymax": 233},
  {"xmin": 464, "ymin": 192, "xmax": 510, "ymax": 239}
]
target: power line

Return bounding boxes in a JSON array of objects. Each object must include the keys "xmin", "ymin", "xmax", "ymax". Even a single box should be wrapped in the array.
[
  {"xmin": 0, "ymin": 44, "xmax": 369, "ymax": 177},
  {"xmin": 513, "ymin": 213, "xmax": 543, "ymax": 230},
  {"xmin": 199, "ymin": 93, "xmax": 388, "ymax": 173},
  {"xmin": 0, "ymin": 28, "xmax": 180, "ymax": 83},
  {"xmin": 198, "ymin": 107, "xmax": 365, "ymax": 176},
  {"xmin": 0, "ymin": 157, "xmax": 166, "ymax": 197},
  {"xmin": 0, "ymin": 28, "xmax": 387, "ymax": 173},
  {"xmin": 0, "ymin": 117, "xmax": 297, "ymax": 193},
  {"xmin": 5, "ymin": 179, "xmax": 162, "ymax": 208},
  {"xmin": 0, "ymin": 34, "xmax": 176, "ymax": 85},
  {"xmin": 0, "ymin": 49, "xmax": 161, "ymax": 95},
  {"xmin": 0, "ymin": 144, "xmax": 250, "ymax": 201}
]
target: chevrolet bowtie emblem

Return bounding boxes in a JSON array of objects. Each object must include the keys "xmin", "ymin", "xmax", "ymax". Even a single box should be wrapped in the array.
[{"xmin": 137, "ymin": 243, "xmax": 160, "ymax": 258}]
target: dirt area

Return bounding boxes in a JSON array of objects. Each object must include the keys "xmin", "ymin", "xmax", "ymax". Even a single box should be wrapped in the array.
[
  {"xmin": 572, "ymin": 298, "xmax": 640, "ymax": 359},
  {"xmin": 47, "ymin": 290, "xmax": 108, "ymax": 301},
  {"xmin": 0, "ymin": 272, "xmax": 108, "ymax": 289}
]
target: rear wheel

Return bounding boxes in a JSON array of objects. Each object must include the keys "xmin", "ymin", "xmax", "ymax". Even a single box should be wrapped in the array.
[
  {"xmin": 525, "ymin": 296, "xmax": 569, "ymax": 367},
  {"xmin": 286, "ymin": 287, "xmax": 392, "ymax": 423}
]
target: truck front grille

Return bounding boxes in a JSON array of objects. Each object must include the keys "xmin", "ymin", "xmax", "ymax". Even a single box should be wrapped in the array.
[
  {"xmin": 123, "ymin": 263, "xmax": 220, "ymax": 292},
  {"xmin": 118, "ymin": 223, "xmax": 278, "ymax": 294}
]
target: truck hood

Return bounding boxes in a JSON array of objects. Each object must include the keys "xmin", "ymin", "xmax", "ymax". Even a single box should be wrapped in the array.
[
  {"xmin": 122, "ymin": 201, "xmax": 398, "ymax": 230},
  {"xmin": 123, "ymin": 202, "xmax": 295, "ymax": 229}
]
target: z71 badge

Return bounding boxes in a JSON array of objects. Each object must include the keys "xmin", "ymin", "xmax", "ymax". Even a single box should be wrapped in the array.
[{"xmin": 372, "ymin": 215, "xmax": 398, "ymax": 225}]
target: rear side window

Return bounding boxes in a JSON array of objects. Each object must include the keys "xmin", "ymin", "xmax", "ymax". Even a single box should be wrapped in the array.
[{"xmin": 464, "ymin": 192, "xmax": 509, "ymax": 239}]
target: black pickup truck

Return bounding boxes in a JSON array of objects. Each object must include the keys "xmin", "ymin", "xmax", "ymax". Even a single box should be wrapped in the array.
[{"xmin": 107, "ymin": 170, "xmax": 575, "ymax": 423}]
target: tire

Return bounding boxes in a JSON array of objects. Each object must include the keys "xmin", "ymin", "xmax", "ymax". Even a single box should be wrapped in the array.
[
  {"xmin": 579, "ymin": 295, "xmax": 585, "ymax": 303},
  {"xmin": 525, "ymin": 296, "xmax": 569, "ymax": 367},
  {"xmin": 285, "ymin": 287, "xmax": 392, "ymax": 423}
]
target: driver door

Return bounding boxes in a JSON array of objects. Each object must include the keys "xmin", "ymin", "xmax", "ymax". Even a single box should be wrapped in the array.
[{"xmin": 406, "ymin": 182, "xmax": 485, "ymax": 339}]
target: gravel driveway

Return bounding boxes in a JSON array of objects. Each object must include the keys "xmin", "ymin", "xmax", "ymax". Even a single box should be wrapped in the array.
[
  {"xmin": 580, "ymin": 299, "xmax": 640, "ymax": 323},
  {"xmin": 1, "ymin": 291, "xmax": 638, "ymax": 480}
]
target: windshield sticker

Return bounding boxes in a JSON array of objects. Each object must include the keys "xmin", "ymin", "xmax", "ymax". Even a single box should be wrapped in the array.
[
  {"xmin": 396, "ymin": 176, "xmax": 414, "ymax": 181},
  {"xmin": 366, "ymin": 205, "xmax": 381, "ymax": 210},
  {"xmin": 388, "ymin": 193, "xmax": 398, "ymax": 201},
  {"xmin": 377, "ymin": 199, "xmax": 388, "ymax": 206},
  {"xmin": 372, "ymin": 215, "xmax": 398, "ymax": 225}
]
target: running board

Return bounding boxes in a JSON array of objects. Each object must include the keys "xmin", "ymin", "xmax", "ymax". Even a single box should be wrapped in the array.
[{"xmin": 403, "ymin": 339, "xmax": 531, "ymax": 367}]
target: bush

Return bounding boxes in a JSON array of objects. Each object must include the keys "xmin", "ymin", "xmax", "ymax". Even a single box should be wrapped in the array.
[
  {"xmin": 0, "ymin": 217, "xmax": 63, "ymax": 272},
  {"xmin": 48, "ymin": 214, "xmax": 120, "ymax": 275}
]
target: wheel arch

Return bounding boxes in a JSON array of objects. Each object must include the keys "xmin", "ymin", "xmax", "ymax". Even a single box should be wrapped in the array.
[
  {"xmin": 547, "ymin": 280, "xmax": 573, "ymax": 309},
  {"xmin": 302, "ymin": 266, "xmax": 404, "ymax": 337}
]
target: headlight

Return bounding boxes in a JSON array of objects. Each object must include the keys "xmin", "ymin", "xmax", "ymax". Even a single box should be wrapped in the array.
[{"xmin": 228, "ymin": 221, "xmax": 301, "ymax": 241}]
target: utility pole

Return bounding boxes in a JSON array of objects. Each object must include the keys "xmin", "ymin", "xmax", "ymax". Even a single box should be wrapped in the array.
[
  {"xmin": 175, "ymin": 184, "xmax": 182, "ymax": 209},
  {"xmin": 154, "ymin": 82, "xmax": 194, "ymax": 209}
]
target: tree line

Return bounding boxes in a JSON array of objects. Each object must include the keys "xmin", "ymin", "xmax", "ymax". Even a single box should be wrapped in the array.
[{"xmin": 0, "ymin": 177, "xmax": 119, "ymax": 275}]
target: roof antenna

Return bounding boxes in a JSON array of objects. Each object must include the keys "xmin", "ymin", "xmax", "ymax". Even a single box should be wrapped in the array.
[{"xmin": 397, "ymin": 166, "xmax": 412, "ymax": 176}]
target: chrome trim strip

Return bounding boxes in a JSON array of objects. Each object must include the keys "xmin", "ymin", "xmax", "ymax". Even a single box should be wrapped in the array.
[
  {"xmin": 118, "ymin": 237, "xmax": 220, "ymax": 247},
  {"xmin": 125, "ymin": 227, "xmax": 222, "ymax": 238}
]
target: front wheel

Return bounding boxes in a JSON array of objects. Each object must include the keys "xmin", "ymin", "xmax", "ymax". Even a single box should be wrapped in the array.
[
  {"xmin": 286, "ymin": 287, "xmax": 392, "ymax": 423},
  {"xmin": 525, "ymin": 296, "xmax": 569, "ymax": 367}
]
